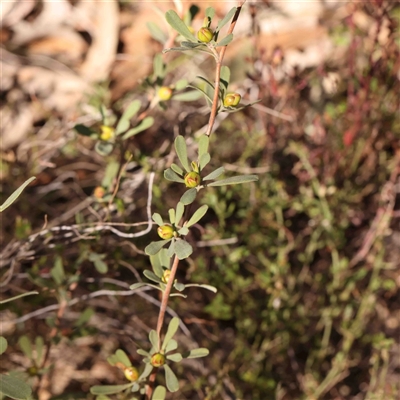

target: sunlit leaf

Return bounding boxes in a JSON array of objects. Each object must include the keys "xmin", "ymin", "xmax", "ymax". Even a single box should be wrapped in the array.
[
  {"xmin": 187, "ymin": 85, "xmax": 213, "ymax": 105},
  {"xmin": 116, "ymin": 100, "xmax": 141, "ymax": 135},
  {"xmin": 122, "ymin": 117, "xmax": 154, "ymax": 139},
  {"xmin": 162, "ymin": 317, "xmax": 180, "ymax": 352},
  {"xmin": 116, "ymin": 349, "xmax": 132, "ymax": 367},
  {"xmin": 177, "ymin": 226, "xmax": 189, "ymax": 236},
  {"xmin": 0, "ymin": 177, "xmax": 36, "ymax": 213},
  {"xmin": 207, "ymin": 175, "xmax": 258, "ymax": 186},
  {"xmin": 164, "ymin": 168, "xmax": 185, "ymax": 183},
  {"xmin": 174, "ymin": 79, "xmax": 188, "ymax": 91},
  {"xmin": 165, "ymin": 10, "xmax": 197, "ymax": 42},
  {"xmin": 139, "ymin": 362, "xmax": 154, "ymax": 380},
  {"xmin": 152, "ymin": 386, "xmax": 167, "ymax": 400},
  {"xmin": 152, "ymin": 213, "xmax": 164, "ymax": 226},
  {"xmin": 149, "ymin": 330, "xmax": 159, "ymax": 351},
  {"xmin": 220, "ymin": 66, "xmax": 230, "ymax": 91},
  {"xmin": 164, "ymin": 339, "xmax": 178, "ymax": 353},
  {"xmin": 153, "ymin": 53, "xmax": 164, "ymax": 80},
  {"xmin": 175, "ymin": 202, "xmax": 185, "ymax": 224},
  {"xmin": 216, "ymin": 7, "xmax": 237, "ymax": 32},
  {"xmin": 170, "ymin": 163, "xmax": 183, "ymax": 176},
  {"xmin": 186, "ymin": 348, "xmax": 209, "ymax": 358},
  {"xmin": 168, "ymin": 208, "xmax": 175, "ymax": 225},
  {"xmin": 185, "ymin": 205, "xmax": 208, "ymax": 227},
  {"xmin": 199, "ymin": 153, "xmax": 211, "ymax": 170},
  {"xmin": 216, "ymin": 34, "xmax": 233, "ymax": 47},
  {"xmin": 172, "ymin": 90, "xmax": 203, "ymax": 102},
  {"xmin": 164, "ymin": 364, "xmax": 179, "ymax": 392},
  {"xmin": 166, "ymin": 353, "xmax": 183, "ymax": 362},
  {"xmin": 175, "ymin": 136, "xmax": 191, "ymax": 172},
  {"xmin": 205, "ymin": 7, "xmax": 215, "ymax": 20},
  {"xmin": 198, "ymin": 135, "xmax": 209, "ymax": 157}
]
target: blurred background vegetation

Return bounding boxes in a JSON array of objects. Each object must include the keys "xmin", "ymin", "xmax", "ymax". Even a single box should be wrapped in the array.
[{"xmin": 1, "ymin": 1, "xmax": 399, "ymax": 399}]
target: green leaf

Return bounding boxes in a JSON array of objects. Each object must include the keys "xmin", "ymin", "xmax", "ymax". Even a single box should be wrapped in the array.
[
  {"xmin": 164, "ymin": 339, "xmax": 178, "ymax": 353},
  {"xmin": 122, "ymin": 117, "xmax": 154, "ymax": 139},
  {"xmin": 163, "ymin": 46, "xmax": 197, "ymax": 54},
  {"xmin": 199, "ymin": 153, "xmax": 211, "ymax": 170},
  {"xmin": 216, "ymin": 34, "xmax": 233, "ymax": 47},
  {"xmin": 152, "ymin": 213, "xmax": 164, "ymax": 226},
  {"xmin": 166, "ymin": 353, "xmax": 183, "ymax": 362},
  {"xmin": 95, "ymin": 141, "xmax": 114, "ymax": 156},
  {"xmin": 180, "ymin": 41, "xmax": 202, "ymax": 48},
  {"xmin": 167, "ymin": 240, "xmax": 176, "ymax": 258},
  {"xmin": 187, "ymin": 85, "xmax": 214, "ymax": 105},
  {"xmin": 116, "ymin": 349, "xmax": 132, "ymax": 367},
  {"xmin": 196, "ymin": 75, "xmax": 215, "ymax": 90},
  {"xmin": 101, "ymin": 160, "xmax": 119, "ymax": 189},
  {"xmin": 130, "ymin": 282, "xmax": 150, "ymax": 290},
  {"xmin": 207, "ymin": 175, "xmax": 258, "ymax": 186},
  {"xmin": 90, "ymin": 383, "xmax": 134, "ymax": 395},
  {"xmin": 147, "ymin": 22, "xmax": 167, "ymax": 44},
  {"xmin": 164, "ymin": 168, "xmax": 185, "ymax": 183},
  {"xmin": 137, "ymin": 349, "xmax": 150, "ymax": 357},
  {"xmin": 184, "ymin": 283, "xmax": 217, "ymax": 293},
  {"xmin": 172, "ymin": 90, "xmax": 203, "ymax": 102},
  {"xmin": 0, "ymin": 374, "xmax": 32, "ymax": 399},
  {"xmin": 143, "ymin": 270, "xmax": 161, "ymax": 284},
  {"xmin": 220, "ymin": 66, "xmax": 230, "ymax": 91},
  {"xmin": 153, "ymin": 53, "xmax": 164, "ymax": 80},
  {"xmin": 175, "ymin": 202, "xmax": 185, "ymax": 225},
  {"xmin": 139, "ymin": 363, "xmax": 153, "ymax": 380},
  {"xmin": 174, "ymin": 282, "xmax": 185, "ymax": 292},
  {"xmin": 177, "ymin": 226, "xmax": 189, "ymax": 236},
  {"xmin": 116, "ymin": 100, "xmax": 141, "ymax": 135},
  {"xmin": 89, "ymin": 252, "xmax": 108, "ymax": 274},
  {"xmin": 145, "ymin": 240, "xmax": 171, "ymax": 256},
  {"xmin": 149, "ymin": 330, "xmax": 159, "ymax": 351},
  {"xmin": 203, "ymin": 166, "xmax": 225, "ymax": 181},
  {"xmin": 174, "ymin": 240, "xmax": 193, "ymax": 260},
  {"xmin": 0, "ymin": 292, "xmax": 38, "ymax": 305},
  {"xmin": 180, "ymin": 188, "xmax": 197, "ymax": 205},
  {"xmin": 174, "ymin": 79, "xmax": 188, "ymax": 91},
  {"xmin": 74, "ymin": 124, "xmax": 95, "ymax": 137},
  {"xmin": 35, "ymin": 337, "xmax": 44, "ymax": 363},
  {"xmin": 18, "ymin": 336, "xmax": 32, "ymax": 360},
  {"xmin": 205, "ymin": 7, "xmax": 215, "ymax": 20},
  {"xmin": 216, "ymin": 7, "xmax": 237, "ymax": 32},
  {"xmin": 161, "ymin": 317, "xmax": 179, "ymax": 351},
  {"xmin": 0, "ymin": 177, "xmax": 35, "ymax": 213},
  {"xmin": 198, "ymin": 135, "xmax": 209, "ymax": 157},
  {"xmin": 164, "ymin": 364, "xmax": 179, "ymax": 392},
  {"xmin": 0, "ymin": 337, "xmax": 7, "ymax": 355},
  {"xmin": 186, "ymin": 348, "xmax": 209, "ymax": 358},
  {"xmin": 150, "ymin": 252, "xmax": 166, "ymax": 278},
  {"xmin": 168, "ymin": 208, "xmax": 175, "ymax": 225},
  {"xmin": 175, "ymin": 136, "xmax": 191, "ymax": 172},
  {"xmin": 170, "ymin": 163, "xmax": 184, "ymax": 176},
  {"xmin": 152, "ymin": 386, "xmax": 167, "ymax": 400},
  {"xmin": 51, "ymin": 256, "xmax": 65, "ymax": 285},
  {"xmin": 185, "ymin": 205, "xmax": 208, "ymax": 228},
  {"xmin": 165, "ymin": 10, "xmax": 197, "ymax": 42}
]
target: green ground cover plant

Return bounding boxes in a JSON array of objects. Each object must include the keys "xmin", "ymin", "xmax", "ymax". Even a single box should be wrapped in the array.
[{"xmin": 1, "ymin": 1, "xmax": 399, "ymax": 399}]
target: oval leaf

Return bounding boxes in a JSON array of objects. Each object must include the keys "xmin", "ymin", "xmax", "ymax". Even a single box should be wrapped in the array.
[
  {"xmin": 122, "ymin": 117, "xmax": 154, "ymax": 139},
  {"xmin": 175, "ymin": 136, "xmax": 190, "ymax": 172},
  {"xmin": 175, "ymin": 202, "xmax": 185, "ymax": 224},
  {"xmin": 185, "ymin": 205, "xmax": 208, "ymax": 228},
  {"xmin": 116, "ymin": 100, "xmax": 141, "ymax": 135},
  {"xmin": 172, "ymin": 91, "xmax": 203, "ymax": 102},
  {"xmin": 186, "ymin": 348, "xmax": 209, "ymax": 359},
  {"xmin": 90, "ymin": 383, "xmax": 134, "ymax": 395},
  {"xmin": 0, "ymin": 374, "xmax": 32, "ymax": 400},
  {"xmin": 162, "ymin": 317, "xmax": 180, "ymax": 351},
  {"xmin": 164, "ymin": 168, "xmax": 185, "ymax": 183},
  {"xmin": 165, "ymin": 10, "xmax": 197, "ymax": 42},
  {"xmin": 207, "ymin": 175, "xmax": 258, "ymax": 187},
  {"xmin": 116, "ymin": 349, "xmax": 132, "ymax": 367},
  {"xmin": 166, "ymin": 353, "xmax": 183, "ymax": 362},
  {"xmin": 198, "ymin": 134, "xmax": 209, "ymax": 157},
  {"xmin": 199, "ymin": 153, "xmax": 211, "ymax": 170},
  {"xmin": 149, "ymin": 330, "xmax": 159, "ymax": 351},
  {"xmin": 170, "ymin": 163, "xmax": 183, "ymax": 175},
  {"xmin": 216, "ymin": 7, "xmax": 237, "ymax": 32},
  {"xmin": 164, "ymin": 364, "xmax": 179, "ymax": 392},
  {"xmin": 174, "ymin": 240, "xmax": 193, "ymax": 260},
  {"xmin": 143, "ymin": 270, "xmax": 161, "ymax": 284},
  {"xmin": 203, "ymin": 166, "xmax": 225, "ymax": 181},
  {"xmin": 165, "ymin": 339, "xmax": 178, "ymax": 353},
  {"xmin": 216, "ymin": 33, "xmax": 233, "ymax": 47},
  {"xmin": 180, "ymin": 188, "xmax": 197, "ymax": 205},
  {"xmin": 152, "ymin": 386, "xmax": 167, "ymax": 400},
  {"xmin": 152, "ymin": 213, "xmax": 164, "ymax": 226},
  {"xmin": 18, "ymin": 336, "xmax": 32, "ymax": 359},
  {"xmin": 145, "ymin": 240, "xmax": 171, "ymax": 256}
]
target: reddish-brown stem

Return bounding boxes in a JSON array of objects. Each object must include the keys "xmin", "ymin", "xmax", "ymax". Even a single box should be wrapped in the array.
[{"xmin": 205, "ymin": 1, "xmax": 246, "ymax": 137}]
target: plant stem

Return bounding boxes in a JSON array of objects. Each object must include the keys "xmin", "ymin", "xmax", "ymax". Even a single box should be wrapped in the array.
[{"xmin": 205, "ymin": 1, "xmax": 247, "ymax": 137}]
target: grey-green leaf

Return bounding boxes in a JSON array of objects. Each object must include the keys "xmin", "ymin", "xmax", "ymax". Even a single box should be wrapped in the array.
[
  {"xmin": 51, "ymin": 256, "xmax": 65, "ymax": 285},
  {"xmin": 0, "ymin": 291, "xmax": 38, "ymax": 305},
  {"xmin": 180, "ymin": 41, "xmax": 202, "ymax": 48},
  {"xmin": 90, "ymin": 383, "xmax": 133, "ymax": 395},
  {"xmin": 35, "ymin": 336, "xmax": 44, "ymax": 363},
  {"xmin": 168, "ymin": 208, "xmax": 175, "ymax": 225},
  {"xmin": 216, "ymin": 34, "xmax": 233, "ymax": 47},
  {"xmin": 147, "ymin": 22, "xmax": 167, "ymax": 44},
  {"xmin": 175, "ymin": 79, "xmax": 188, "ymax": 91},
  {"xmin": 187, "ymin": 85, "xmax": 213, "ymax": 105},
  {"xmin": 149, "ymin": 330, "xmax": 159, "ymax": 351},
  {"xmin": 185, "ymin": 283, "xmax": 217, "ymax": 293},
  {"xmin": 207, "ymin": 175, "xmax": 259, "ymax": 187},
  {"xmin": 122, "ymin": 117, "xmax": 154, "ymax": 139},
  {"xmin": 205, "ymin": 7, "xmax": 215, "ymax": 20},
  {"xmin": 164, "ymin": 339, "xmax": 178, "ymax": 353},
  {"xmin": 174, "ymin": 282, "xmax": 185, "ymax": 292},
  {"xmin": 203, "ymin": 166, "xmax": 225, "ymax": 181},
  {"xmin": 220, "ymin": 66, "xmax": 230, "ymax": 91},
  {"xmin": 180, "ymin": 188, "xmax": 197, "ymax": 205},
  {"xmin": 177, "ymin": 226, "xmax": 189, "ymax": 236},
  {"xmin": 18, "ymin": 336, "xmax": 32, "ymax": 360},
  {"xmin": 185, "ymin": 205, "xmax": 208, "ymax": 228},
  {"xmin": 167, "ymin": 353, "xmax": 183, "ymax": 362},
  {"xmin": 0, "ymin": 176, "xmax": 35, "ymax": 213},
  {"xmin": 152, "ymin": 386, "xmax": 167, "ymax": 400},
  {"xmin": 145, "ymin": 240, "xmax": 171, "ymax": 256},
  {"xmin": 175, "ymin": 202, "xmax": 185, "ymax": 224},
  {"xmin": 164, "ymin": 364, "xmax": 179, "ymax": 392},
  {"xmin": 216, "ymin": 7, "xmax": 237, "ymax": 32},
  {"xmin": 116, "ymin": 100, "xmax": 141, "ymax": 135},
  {"xmin": 172, "ymin": 90, "xmax": 203, "ymax": 102},
  {"xmin": 0, "ymin": 374, "xmax": 32, "ymax": 399},
  {"xmin": 175, "ymin": 136, "xmax": 191, "ymax": 172},
  {"xmin": 116, "ymin": 349, "xmax": 132, "ymax": 367},
  {"xmin": 199, "ymin": 153, "xmax": 211, "ymax": 170},
  {"xmin": 164, "ymin": 168, "xmax": 185, "ymax": 183},
  {"xmin": 130, "ymin": 282, "xmax": 149, "ymax": 290},
  {"xmin": 143, "ymin": 270, "xmax": 161, "ymax": 284},
  {"xmin": 186, "ymin": 348, "xmax": 210, "ymax": 358},
  {"xmin": 0, "ymin": 337, "xmax": 7, "ymax": 355},
  {"xmin": 153, "ymin": 53, "xmax": 165, "ymax": 79},
  {"xmin": 170, "ymin": 163, "xmax": 184, "ymax": 176},
  {"xmin": 95, "ymin": 141, "xmax": 114, "ymax": 156},
  {"xmin": 174, "ymin": 240, "xmax": 193, "ymax": 260},
  {"xmin": 198, "ymin": 135, "xmax": 209, "ymax": 156},
  {"xmin": 152, "ymin": 213, "xmax": 164, "ymax": 226},
  {"xmin": 162, "ymin": 317, "xmax": 179, "ymax": 351},
  {"xmin": 165, "ymin": 10, "xmax": 197, "ymax": 42}
]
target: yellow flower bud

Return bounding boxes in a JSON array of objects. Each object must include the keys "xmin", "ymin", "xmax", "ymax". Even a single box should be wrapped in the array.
[
  {"xmin": 124, "ymin": 366, "xmax": 139, "ymax": 382},
  {"xmin": 157, "ymin": 225, "xmax": 175, "ymax": 239},
  {"xmin": 184, "ymin": 171, "xmax": 201, "ymax": 188},
  {"xmin": 162, "ymin": 269, "xmax": 171, "ymax": 284},
  {"xmin": 93, "ymin": 186, "xmax": 106, "ymax": 199},
  {"xmin": 158, "ymin": 86, "xmax": 173, "ymax": 101},
  {"xmin": 223, "ymin": 93, "xmax": 241, "ymax": 107},
  {"xmin": 197, "ymin": 27, "xmax": 213, "ymax": 43},
  {"xmin": 100, "ymin": 125, "xmax": 115, "ymax": 141},
  {"xmin": 151, "ymin": 352, "xmax": 166, "ymax": 367}
]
